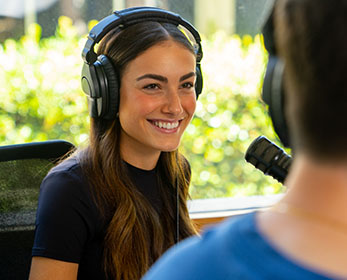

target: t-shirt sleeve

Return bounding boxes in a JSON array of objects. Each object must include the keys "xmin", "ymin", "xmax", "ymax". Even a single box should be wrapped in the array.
[{"xmin": 32, "ymin": 166, "xmax": 97, "ymax": 263}]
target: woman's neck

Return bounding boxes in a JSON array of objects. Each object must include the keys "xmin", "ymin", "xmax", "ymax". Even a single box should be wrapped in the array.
[{"xmin": 120, "ymin": 147, "xmax": 161, "ymax": 171}]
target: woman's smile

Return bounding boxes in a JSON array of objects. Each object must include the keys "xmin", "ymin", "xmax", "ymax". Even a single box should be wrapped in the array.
[{"xmin": 148, "ymin": 119, "xmax": 183, "ymax": 133}]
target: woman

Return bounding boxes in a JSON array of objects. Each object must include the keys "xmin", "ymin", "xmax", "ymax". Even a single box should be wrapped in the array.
[{"xmin": 29, "ymin": 8, "xmax": 202, "ymax": 280}]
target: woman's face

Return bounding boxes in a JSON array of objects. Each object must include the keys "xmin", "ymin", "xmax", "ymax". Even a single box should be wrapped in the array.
[{"xmin": 118, "ymin": 40, "xmax": 197, "ymax": 167}]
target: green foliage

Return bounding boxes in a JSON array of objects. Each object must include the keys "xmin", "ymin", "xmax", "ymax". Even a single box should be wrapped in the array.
[
  {"xmin": 0, "ymin": 17, "xmax": 89, "ymax": 146},
  {"xmin": 181, "ymin": 32, "xmax": 284, "ymax": 198},
  {"xmin": 0, "ymin": 19, "xmax": 285, "ymax": 200}
]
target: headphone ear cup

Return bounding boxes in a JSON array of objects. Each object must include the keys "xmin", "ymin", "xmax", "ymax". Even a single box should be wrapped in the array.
[
  {"xmin": 195, "ymin": 64, "xmax": 203, "ymax": 99},
  {"xmin": 262, "ymin": 56, "xmax": 290, "ymax": 147},
  {"xmin": 81, "ymin": 62, "xmax": 100, "ymax": 118},
  {"xmin": 261, "ymin": 7, "xmax": 290, "ymax": 148},
  {"xmin": 97, "ymin": 55, "xmax": 120, "ymax": 120}
]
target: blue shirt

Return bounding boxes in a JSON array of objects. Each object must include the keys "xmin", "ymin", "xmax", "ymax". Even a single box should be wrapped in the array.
[{"xmin": 143, "ymin": 212, "xmax": 334, "ymax": 280}]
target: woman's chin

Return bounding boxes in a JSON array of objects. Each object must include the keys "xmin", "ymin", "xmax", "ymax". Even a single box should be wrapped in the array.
[{"xmin": 159, "ymin": 143, "xmax": 180, "ymax": 152}]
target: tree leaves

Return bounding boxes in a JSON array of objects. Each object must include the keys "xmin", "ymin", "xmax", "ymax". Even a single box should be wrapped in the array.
[{"xmin": 0, "ymin": 21, "xmax": 284, "ymax": 199}]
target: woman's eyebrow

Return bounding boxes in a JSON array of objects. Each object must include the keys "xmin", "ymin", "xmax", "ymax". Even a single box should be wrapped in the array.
[
  {"xmin": 136, "ymin": 72, "xmax": 196, "ymax": 83},
  {"xmin": 179, "ymin": 72, "xmax": 196, "ymax": 82},
  {"xmin": 136, "ymin": 74, "xmax": 168, "ymax": 82}
]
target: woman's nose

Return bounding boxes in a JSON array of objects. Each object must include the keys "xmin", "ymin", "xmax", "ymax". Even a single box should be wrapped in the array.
[{"xmin": 164, "ymin": 90, "xmax": 184, "ymax": 115}]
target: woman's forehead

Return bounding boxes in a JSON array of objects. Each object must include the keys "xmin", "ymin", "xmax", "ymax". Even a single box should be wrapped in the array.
[{"xmin": 123, "ymin": 41, "xmax": 196, "ymax": 75}]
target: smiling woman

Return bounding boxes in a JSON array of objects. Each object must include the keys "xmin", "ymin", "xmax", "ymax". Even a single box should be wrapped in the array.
[{"xmin": 28, "ymin": 7, "xmax": 203, "ymax": 280}]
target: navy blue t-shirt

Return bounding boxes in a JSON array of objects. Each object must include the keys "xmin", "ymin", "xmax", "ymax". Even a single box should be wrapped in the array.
[{"xmin": 32, "ymin": 157, "xmax": 162, "ymax": 279}]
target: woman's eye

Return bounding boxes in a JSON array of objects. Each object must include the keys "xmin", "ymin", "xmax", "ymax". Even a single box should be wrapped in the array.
[
  {"xmin": 144, "ymin": 84, "xmax": 159, "ymax": 90},
  {"xmin": 181, "ymin": 82, "xmax": 194, "ymax": 89}
]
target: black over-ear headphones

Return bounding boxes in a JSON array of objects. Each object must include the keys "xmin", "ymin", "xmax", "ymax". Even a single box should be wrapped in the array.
[
  {"xmin": 261, "ymin": 5, "xmax": 291, "ymax": 148},
  {"xmin": 81, "ymin": 6, "xmax": 203, "ymax": 120}
]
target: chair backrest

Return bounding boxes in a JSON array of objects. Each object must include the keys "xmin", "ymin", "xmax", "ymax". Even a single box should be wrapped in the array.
[{"xmin": 0, "ymin": 140, "xmax": 75, "ymax": 279}]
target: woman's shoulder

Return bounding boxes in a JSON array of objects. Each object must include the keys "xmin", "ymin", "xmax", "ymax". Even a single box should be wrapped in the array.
[
  {"xmin": 38, "ymin": 155, "xmax": 99, "ymax": 216},
  {"xmin": 46, "ymin": 156, "xmax": 86, "ymax": 181},
  {"xmin": 49, "ymin": 156, "xmax": 81, "ymax": 174},
  {"xmin": 41, "ymin": 156, "xmax": 87, "ymax": 194}
]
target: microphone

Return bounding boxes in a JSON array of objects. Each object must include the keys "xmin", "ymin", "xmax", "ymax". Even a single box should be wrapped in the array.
[{"xmin": 245, "ymin": 136, "xmax": 292, "ymax": 184}]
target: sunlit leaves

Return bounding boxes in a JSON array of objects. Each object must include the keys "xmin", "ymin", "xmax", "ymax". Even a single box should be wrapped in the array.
[
  {"xmin": 0, "ymin": 21, "xmax": 284, "ymax": 199},
  {"xmin": 0, "ymin": 17, "xmax": 88, "ymax": 145},
  {"xmin": 181, "ymin": 31, "xmax": 284, "ymax": 199}
]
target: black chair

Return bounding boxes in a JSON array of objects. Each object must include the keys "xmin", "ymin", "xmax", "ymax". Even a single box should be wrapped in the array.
[{"xmin": 0, "ymin": 140, "xmax": 75, "ymax": 279}]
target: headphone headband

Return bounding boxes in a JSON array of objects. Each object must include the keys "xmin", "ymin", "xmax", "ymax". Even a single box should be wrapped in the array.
[{"xmin": 82, "ymin": 7, "xmax": 202, "ymax": 65}]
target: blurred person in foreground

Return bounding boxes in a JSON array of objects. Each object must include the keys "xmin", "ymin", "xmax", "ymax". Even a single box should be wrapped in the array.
[{"xmin": 143, "ymin": 0, "xmax": 347, "ymax": 279}]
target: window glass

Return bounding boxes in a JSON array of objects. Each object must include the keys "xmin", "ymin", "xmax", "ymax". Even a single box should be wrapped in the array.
[{"xmin": 0, "ymin": 0, "xmax": 285, "ymax": 200}]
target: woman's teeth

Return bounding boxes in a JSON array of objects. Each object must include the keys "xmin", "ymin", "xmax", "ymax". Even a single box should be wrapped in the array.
[{"xmin": 154, "ymin": 121, "xmax": 179, "ymax": 129}]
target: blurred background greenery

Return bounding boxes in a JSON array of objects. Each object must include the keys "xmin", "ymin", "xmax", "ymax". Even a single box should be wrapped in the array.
[{"xmin": 0, "ymin": 17, "xmax": 285, "ymax": 200}]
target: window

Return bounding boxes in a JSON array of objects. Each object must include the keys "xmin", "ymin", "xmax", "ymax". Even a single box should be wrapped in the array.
[{"xmin": 0, "ymin": 0, "xmax": 286, "ymax": 214}]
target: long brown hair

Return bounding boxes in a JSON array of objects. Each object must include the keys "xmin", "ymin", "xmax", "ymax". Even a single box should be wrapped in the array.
[{"xmin": 78, "ymin": 21, "xmax": 198, "ymax": 279}]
